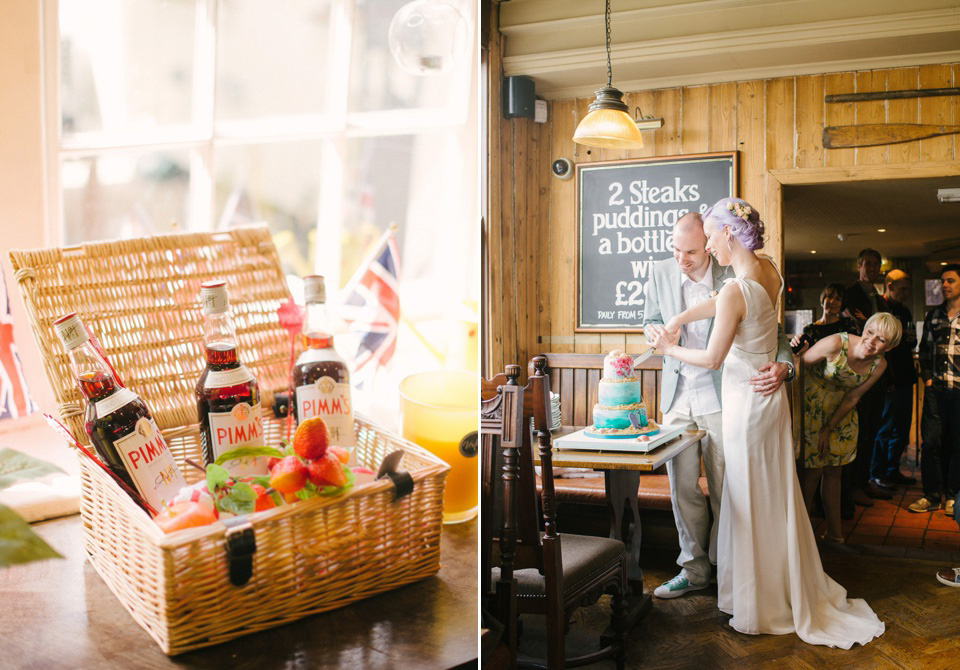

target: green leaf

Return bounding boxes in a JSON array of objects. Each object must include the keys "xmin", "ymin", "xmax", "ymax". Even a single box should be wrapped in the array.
[
  {"xmin": 205, "ymin": 463, "xmax": 231, "ymax": 495},
  {"xmin": 0, "ymin": 504, "xmax": 62, "ymax": 567},
  {"xmin": 0, "ymin": 449, "xmax": 66, "ymax": 490},
  {"xmin": 218, "ymin": 481, "xmax": 256, "ymax": 516},
  {"xmin": 251, "ymin": 475, "xmax": 272, "ymax": 489},
  {"xmin": 213, "ymin": 446, "xmax": 284, "ymax": 466},
  {"xmin": 295, "ymin": 481, "xmax": 317, "ymax": 501},
  {"xmin": 268, "ymin": 490, "xmax": 283, "ymax": 506}
]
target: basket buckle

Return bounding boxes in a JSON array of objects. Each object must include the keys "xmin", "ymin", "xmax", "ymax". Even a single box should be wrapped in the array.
[
  {"xmin": 222, "ymin": 516, "xmax": 257, "ymax": 586},
  {"xmin": 377, "ymin": 449, "xmax": 414, "ymax": 501}
]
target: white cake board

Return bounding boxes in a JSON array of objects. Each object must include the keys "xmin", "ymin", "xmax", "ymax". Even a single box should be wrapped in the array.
[{"xmin": 554, "ymin": 424, "xmax": 686, "ymax": 453}]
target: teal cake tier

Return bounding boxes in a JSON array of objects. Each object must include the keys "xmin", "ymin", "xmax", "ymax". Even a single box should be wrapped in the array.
[
  {"xmin": 592, "ymin": 406, "xmax": 637, "ymax": 431},
  {"xmin": 597, "ymin": 379, "xmax": 643, "ymax": 407}
]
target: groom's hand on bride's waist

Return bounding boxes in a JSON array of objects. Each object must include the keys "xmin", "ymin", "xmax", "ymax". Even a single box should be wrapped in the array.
[{"xmin": 749, "ymin": 362, "xmax": 789, "ymax": 396}]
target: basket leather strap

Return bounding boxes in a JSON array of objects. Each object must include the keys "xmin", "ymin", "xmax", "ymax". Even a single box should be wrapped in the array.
[
  {"xmin": 377, "ymin": 449, "xmax": 414, "ymax": 501},
  {"xmin": 222, "ymin": 516, "xmax": 256, "ymax": 586}
]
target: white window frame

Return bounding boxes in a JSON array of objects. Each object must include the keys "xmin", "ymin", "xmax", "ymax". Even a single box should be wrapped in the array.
[
  {"xmin": 0, "ymin": 0, "xmax": 476, "ymax": 429},
  {"xmin": 49, "ymin": 0, "xmax": 474, "ymax": 289}
]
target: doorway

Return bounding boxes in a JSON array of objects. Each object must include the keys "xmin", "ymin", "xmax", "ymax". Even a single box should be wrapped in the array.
[{"xmin": 782, "ymin": 173, "xmax": 960, "ymax": 554}]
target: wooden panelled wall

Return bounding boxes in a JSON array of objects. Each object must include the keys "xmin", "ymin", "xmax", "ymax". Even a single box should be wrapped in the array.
[{"xmin": 485, "ymin": 45, "xmax": 960, "ymax": 377}]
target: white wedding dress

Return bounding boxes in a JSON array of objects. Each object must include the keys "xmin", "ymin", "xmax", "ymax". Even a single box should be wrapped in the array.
[{"xmin": 716, "ymin": 271, "xmax": 885, "ymax": 649}]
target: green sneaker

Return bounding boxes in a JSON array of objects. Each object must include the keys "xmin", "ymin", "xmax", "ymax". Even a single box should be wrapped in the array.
[{"xmin": 653, "ymin": 574, "xmax": 708, "ymax": 599}]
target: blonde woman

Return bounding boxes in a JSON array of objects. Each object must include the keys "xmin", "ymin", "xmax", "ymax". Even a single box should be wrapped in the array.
[{"xmin": 799, "ymin": 313, "xmax": 902, "ymax": 543}]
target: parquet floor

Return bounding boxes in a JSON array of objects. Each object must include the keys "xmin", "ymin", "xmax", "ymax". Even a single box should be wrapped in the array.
[
  {"xmin": 514, "ymin": 443, "xmax": 960, "ymax": 669},
  {"xmin": 516, "ymin": 545, "xmax": 960, "ymax": 669}
]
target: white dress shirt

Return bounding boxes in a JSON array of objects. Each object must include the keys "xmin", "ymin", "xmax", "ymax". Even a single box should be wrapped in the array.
[{"xmin": 672, "ymin": 259, "xmax": 722, "ymax": 415}]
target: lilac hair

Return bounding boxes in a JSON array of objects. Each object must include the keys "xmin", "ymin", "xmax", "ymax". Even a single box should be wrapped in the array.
[{"xmin": 703, "ymin": 197, "xmax": 765, "ymax": 251}]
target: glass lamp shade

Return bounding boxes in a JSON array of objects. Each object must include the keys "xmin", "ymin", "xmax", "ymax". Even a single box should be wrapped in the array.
[
  {"xmin": 388, "ymin": 0, "xmax": 470, "ymax": 76},
  {"xmin": 573, "ymin": 107, "xmax": 645, "ymax": 149}
]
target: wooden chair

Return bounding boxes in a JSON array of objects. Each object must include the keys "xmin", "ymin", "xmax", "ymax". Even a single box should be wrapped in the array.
[
  {"xmin": 481, "ymin": 364, "xmax": 522, "ymax": 669},
  {"xmin": 481, "ymin": 358, "xmax": 629, "ymax": 670}
]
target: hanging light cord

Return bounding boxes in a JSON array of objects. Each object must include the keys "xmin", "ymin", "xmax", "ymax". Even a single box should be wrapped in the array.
[{"xmin": 605, "ymin": 0, "xmax": 613, "ymax": 87}]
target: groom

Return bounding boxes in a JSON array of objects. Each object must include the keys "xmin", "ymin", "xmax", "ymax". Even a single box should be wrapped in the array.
[{"xmin": 644, "ymin": 211, "xmax": 795, "ymax": 598}]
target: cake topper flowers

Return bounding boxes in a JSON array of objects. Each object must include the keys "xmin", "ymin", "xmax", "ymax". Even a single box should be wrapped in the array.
[
  {"xmin": 727, "ymin": 201, "xmax": 752, "ymax": 221},
  {"xmin": 608, "ymin": 350, "xmax": 634, "ymax": 376}
]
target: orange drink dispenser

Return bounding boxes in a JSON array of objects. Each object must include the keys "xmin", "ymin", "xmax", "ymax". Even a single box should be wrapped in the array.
[{"xmin": 399, "ymin": 371, "xmax": 478, "ymax": 523}]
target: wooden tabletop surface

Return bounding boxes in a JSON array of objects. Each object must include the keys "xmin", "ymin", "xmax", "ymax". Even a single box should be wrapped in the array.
[
  {"xmin": 0, "ymin": 514, "xmax": 478, "ymax": 669},
  {"xmin": 543, "ymin": 428, "xmax": 706, "ymax": 471}
]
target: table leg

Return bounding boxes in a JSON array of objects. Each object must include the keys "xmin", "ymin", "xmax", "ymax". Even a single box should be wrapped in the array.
[
  {"xmin": 603, "ymin": 470, "xmax": 651, "ymax": 632},
  {"xmin": 604, "ymin": 470, "xmax": 643, "ymax": 584}
]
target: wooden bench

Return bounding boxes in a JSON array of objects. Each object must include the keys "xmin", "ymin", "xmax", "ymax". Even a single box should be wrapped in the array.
[{"xmin": 529, "ymin": 352, "xmax": 711, "ymax": 509}]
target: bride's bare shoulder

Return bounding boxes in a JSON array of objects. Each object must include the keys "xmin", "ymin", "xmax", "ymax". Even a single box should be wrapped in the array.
[
  {"xmin": 718, "ymin": 278, "xmax": 746, "ymax": 310},
  {"xmin": 757, "ymin": 255, "xmax": 781, "ymax": 277},
  {"xmin": 756, "ymin": 256, "xmax": 782, "ymax": 287}
]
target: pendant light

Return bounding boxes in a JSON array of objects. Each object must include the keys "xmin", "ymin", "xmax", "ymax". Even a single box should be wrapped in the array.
[{"xmin": 573, "ymin": 0, "xmax": 644, "ymax": 149}]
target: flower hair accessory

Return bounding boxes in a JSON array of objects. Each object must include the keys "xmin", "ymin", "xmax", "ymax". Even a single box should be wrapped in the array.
[{"xmin": 727, "ymin": 201, "xmax": 752, "ymax": 221}]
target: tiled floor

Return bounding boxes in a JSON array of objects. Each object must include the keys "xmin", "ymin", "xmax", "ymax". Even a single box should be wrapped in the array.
[{"xmin": 808, "ymin": 442, "xmax": 960, "ymax": 553}]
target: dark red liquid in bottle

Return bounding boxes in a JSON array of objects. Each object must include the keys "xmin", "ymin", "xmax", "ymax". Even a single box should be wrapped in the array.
[
  {"xmin": 196, "ymin": 343, "xmax": 260, "ymax": 465},
  {"xmin": 80, "ymin": 371, "xmax": 153, "ymax": 494},
  {"xmin": 292, "ymin": 332, "xmax": 349, "ymax": 423}
]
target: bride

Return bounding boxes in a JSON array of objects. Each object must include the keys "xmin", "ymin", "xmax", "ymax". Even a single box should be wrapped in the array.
[{"xmin": 646, "ymin": 197, "xmax": 884, "ymax": 648}]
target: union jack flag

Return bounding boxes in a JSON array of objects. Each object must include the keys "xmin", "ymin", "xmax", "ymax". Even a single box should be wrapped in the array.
[
  {"xmin": 0, "ymin": 269, "xmax": 37, "ymax": 420},
  {"xmin": 338, "ymin": 228, "xmax": 401, "ymax": 375}
]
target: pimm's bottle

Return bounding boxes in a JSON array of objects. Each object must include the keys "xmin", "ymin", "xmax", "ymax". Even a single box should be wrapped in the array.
[
  {"xmin": 195, "ymin": 281, "xmax": 266, "ymax": 475},
  {"xmin": 54, "ymin": 313, "xmax": 186, "ymax": 514},
  {"xmin": 293, "ymin": 275, "xmax": 355, "ymax": 456}
]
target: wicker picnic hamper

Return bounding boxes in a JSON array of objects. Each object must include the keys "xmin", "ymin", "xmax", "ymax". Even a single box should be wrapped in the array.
[{"xmin": 9, "ymin": 226, "xmax": 449, "ymax": 654}]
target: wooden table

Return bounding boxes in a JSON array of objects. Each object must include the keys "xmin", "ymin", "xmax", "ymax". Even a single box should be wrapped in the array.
[
  {"xmin": 0, "ymin": 515, "xmax": 478, "ymax": 670},
  {"xmin": 542, "ymin": 428, "xmax": 705, "ymax": 623}
]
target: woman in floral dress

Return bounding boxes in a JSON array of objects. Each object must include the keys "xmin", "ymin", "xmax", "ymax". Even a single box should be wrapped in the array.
[{"xmin": 800, "ymin": 312, "xmax": 901, "ymax": 542}]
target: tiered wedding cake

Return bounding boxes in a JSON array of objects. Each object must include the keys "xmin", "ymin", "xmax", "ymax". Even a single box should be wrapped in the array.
[{"xmin": 590, "ymin": 350, "xmax": 659, "ymax": 437}]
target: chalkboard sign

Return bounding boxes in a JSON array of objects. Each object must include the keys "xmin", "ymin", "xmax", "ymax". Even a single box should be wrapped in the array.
[{"xmin": 576, "ymin": 152, "xmax": 738, "ymax": 331}]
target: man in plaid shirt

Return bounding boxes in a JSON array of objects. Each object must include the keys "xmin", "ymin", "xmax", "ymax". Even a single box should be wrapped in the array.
[{"xmin": 910, "ymin": 265, "xmax": 960, "ymax": 518}]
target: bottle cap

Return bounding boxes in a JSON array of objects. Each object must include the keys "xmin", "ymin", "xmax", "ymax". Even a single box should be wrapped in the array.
[
  {"xmin": 53, "ymin": 313, "xmax": 89, "ymax": 350},
  {"xmin": 303, "ymin": 275, "xmax": 326, "ymax": 305},
  {"xmin": 200, "ymin": 280, "xmax": 229, "ymax": 315}
]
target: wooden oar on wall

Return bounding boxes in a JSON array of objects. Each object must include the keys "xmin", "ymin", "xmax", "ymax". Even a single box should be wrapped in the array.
[
  {"xmin": 825, "ymin": 87, "xmax": 960, "ymax": 103},
  {"xmin": 823, "ymin": 124, "xmax": 960, "ymax": 148}
]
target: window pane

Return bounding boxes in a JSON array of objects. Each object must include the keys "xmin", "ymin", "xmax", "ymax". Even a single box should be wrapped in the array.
[
  {"xmin": 341, "ymin": 132, "xmax": 477, "ymax": 314},
  {"xmin": 60, "ymin": 0, "xmax": 198, "ymax": 136},
  {"xmin": 213, "ymin": 142, "xmax": 323, "ymax": 278},
  {"xmin": 62, "ymin": 151, "xmax": 194, "ymax": 244},
  {"xmin": 339, "ymin": 135, "xmax": 412, "ymax": 288},
  {"xmin": 348, "ymin": 0, "xmax": 472, "ymax": 113},
  {"xmin": 216, "ymin": 0, "xmax": 333, "ymax": 122}
]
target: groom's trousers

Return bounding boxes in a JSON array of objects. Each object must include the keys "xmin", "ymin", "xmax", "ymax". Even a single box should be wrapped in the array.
[{"xmin": 663, "ymin": 408, "xmax": 725, "ymax": 586}]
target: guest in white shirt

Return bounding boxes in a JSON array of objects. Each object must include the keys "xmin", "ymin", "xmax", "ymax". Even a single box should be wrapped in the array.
[{"xmin": 644, "ymin": 212, "xmax": 795, "ymax": 598}]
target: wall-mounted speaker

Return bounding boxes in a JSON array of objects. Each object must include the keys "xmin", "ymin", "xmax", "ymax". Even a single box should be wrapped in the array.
[{"xmin": 503, "ymin": 75, "xmax": 535, "ymax": 119}]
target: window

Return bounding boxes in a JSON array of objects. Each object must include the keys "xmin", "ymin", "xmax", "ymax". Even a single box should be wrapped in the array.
[{"xmin": 53, "ymin": 0, "xmax": 478, "ymax": 426}]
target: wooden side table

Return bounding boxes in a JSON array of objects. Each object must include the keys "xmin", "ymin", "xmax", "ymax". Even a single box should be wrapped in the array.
[{"xmin": 546, "ymin": 428, "xmax": 705, "ymax": 585}]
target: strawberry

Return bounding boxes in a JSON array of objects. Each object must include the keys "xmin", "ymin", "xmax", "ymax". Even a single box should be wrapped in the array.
[
  {"xmin": 307, "ymin": 452, "xmax": 348, "ymax": 488},
  {"xmin": 327, "ymin": 445, "xmax": 350, "ymax": 464},
  {"xmin": 293, "ymin": 416, "xmax": 330, "ymax": 461},
  {"xmin": 251, "ymin": 483, "xmax": 276, "ymax": 512},
  {"xmin": 269, "ymin": 455, "xmax": 308, "ymax": 494}
]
